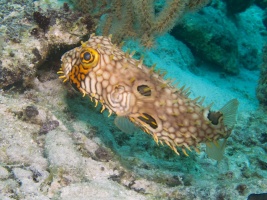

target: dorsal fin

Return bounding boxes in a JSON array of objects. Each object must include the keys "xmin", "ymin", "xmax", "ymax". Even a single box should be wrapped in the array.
[{"xmin": 219, "ymin": 99, "xmax": 239, "ymax": 129}]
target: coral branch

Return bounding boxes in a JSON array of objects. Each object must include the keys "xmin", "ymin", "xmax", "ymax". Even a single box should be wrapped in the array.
[
  {"xmin": 70, "ymin": 0, "xmax": 210, "ymax": 47},
  {"xmin": 152, "ymin": 0, "xmax": 187, "ymax": 34}
]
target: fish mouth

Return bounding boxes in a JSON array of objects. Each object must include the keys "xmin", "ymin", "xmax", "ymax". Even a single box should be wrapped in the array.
[{"xmin": 57, "ymin": 55, "xmax": 72, "ymax": 82}]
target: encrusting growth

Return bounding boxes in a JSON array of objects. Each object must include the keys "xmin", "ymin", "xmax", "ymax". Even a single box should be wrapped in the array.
[{"xmin": 59, "ymin": 34, "xmax": 239, "ymax": 157}]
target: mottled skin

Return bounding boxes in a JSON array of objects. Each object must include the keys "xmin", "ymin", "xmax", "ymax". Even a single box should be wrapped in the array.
[{"xmin": 59, "ymin": 34, "xmax": 237, "ymax": 155}]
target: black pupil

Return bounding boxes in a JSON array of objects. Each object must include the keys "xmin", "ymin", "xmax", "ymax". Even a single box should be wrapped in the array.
[{"xmin": 84, "ymin": 52, "xmax": 91, "ymax": 61}]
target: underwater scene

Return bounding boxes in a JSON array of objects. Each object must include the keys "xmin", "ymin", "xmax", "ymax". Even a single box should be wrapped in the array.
[{"xmin": 0, "ymin": 0, "xmax": 267, "ymax": 199}]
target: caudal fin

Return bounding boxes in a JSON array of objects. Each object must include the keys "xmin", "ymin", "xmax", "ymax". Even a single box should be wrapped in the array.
[
  {"xmin": 206, "ymin": 99, "xmax": 239, "ymax": 161},
  {"xmin": 219, "ymin": 99, "xmax": 239, "ymax": 129}
]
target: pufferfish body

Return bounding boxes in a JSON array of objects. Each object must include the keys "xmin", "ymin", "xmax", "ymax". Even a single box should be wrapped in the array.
[{"xmin": 59, "ymin": 34, "xmax": 238, "ymax": 157}]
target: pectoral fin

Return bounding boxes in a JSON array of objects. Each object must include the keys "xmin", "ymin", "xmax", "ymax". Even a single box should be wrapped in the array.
[
  {"xmin": 206, "ymin": 139, "xmax": 227, "ymax": 162},
  {"xmin": 114, "ymin": 116, "xmax": 139, "ymax": 134}
]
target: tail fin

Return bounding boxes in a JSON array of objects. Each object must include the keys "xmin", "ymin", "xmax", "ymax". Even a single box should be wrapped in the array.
[
  {"xmin": 219, "ymin": 99, "xmax": 239, "ymax": 129},
  {"xmin": 205, "ymin": 99, "xmax": 239, "ymax": 162}
]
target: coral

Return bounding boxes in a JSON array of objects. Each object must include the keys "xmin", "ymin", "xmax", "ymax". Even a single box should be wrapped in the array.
[
  {"xmin": 188, "ymin": 0, "xmax": 211, "ymax": 11},
  {"xmin": 69, "ymin": 0, "xmax": 111, "ymax": 16},
  {"xmin": 68, "ymin": 0, "xmax": 210, "ymax": 46}
]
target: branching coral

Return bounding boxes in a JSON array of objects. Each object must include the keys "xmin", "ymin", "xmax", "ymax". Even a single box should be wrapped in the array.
[
  {"xmin": 187, "ymin": 0, "xmax": 211, "ymax": 11},
  {"xmin": 69, "ymin": 0, "xmax": 210, "ymax": 47},
  {"xmin": 69, "ymin": 0, "xmax": 111, "ymax": 17},
  {"xmin": 104, "ymin": 0, "xmax": 211, "ymax": 46}
]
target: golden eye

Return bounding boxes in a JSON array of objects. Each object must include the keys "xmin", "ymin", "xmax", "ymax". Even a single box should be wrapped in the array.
[{"xmin": 80, "ymin": 48, "xmax": 99, "ymax": 69}]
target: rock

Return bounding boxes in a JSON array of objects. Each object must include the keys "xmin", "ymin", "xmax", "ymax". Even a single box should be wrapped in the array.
[
  {"xmin": 45, "ymin": 130, "xmax": 84, "ymax": 182},
  {"xmin": 263, "ymin": 10, "xmax": 267, "ymax": 29},
  {"xmin": 254, "ymin": 0, "xmax": 267, "ymax": 9},
  {"xmin": 13, "ymin": 170, "xmax": 50, "ymax": 200},
  {"xmin": 0, "ymin": 1, "xmax": 96, "ymax": 89},
  {"xmin": 59, "ymin": 180, "xmax": 147, "ymax": 200},
  {"xmin": 257, "ymin": 156, "xmax": 267, "ymax": 170},
  {"xmin": 12, "ymin": 168, "xmax": 39, "ymax": 195},
  {"xmin": 237, "ymin": 6, "xmax": 265, "ymax": 70},
  {"xmin": 0, "ymin": 194, "xmax": 16, "ymax": 200},
  {"xmin": 171, "ymin": 5, "xmax": 264, "ymax": 74},
  {"xmin": 95, "ymin": 146, "xmax": 113, "ymax": 162},
  {"xmin": 222, "ymin": 0, "xmax": 254, "ymax": 15},
  {"xmin": 0, "ymin": 99, "xmax": 48, "ymax": 169},
  {"xmin": 171, "ymin": 6, "xmax": 239, "ymax": 74},
  {"xmin": 257, "ymin": 45, "xmax": 267, "ymax": 107},
  {"xmin": 24, "ymin": 105, "xmax": 39, "ymax": 118},
  {"xmin": 0, "ymin": 166, "xmax": 9, "ymax": 179},
  {"xmin": 0, "ymin": 179, "xmax": 18, "ymax": 199},
  {"xmin": 39, "ymin": 120, "xmax": 59, "ymax": 134}
]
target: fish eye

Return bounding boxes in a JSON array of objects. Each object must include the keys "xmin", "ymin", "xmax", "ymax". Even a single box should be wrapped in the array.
[
  {"xmin": 83, "ymin": 52, "xmax": 91, "ymax": 61},
  {"xmin": 80, "ymin": 48, "xmax": 99, "ymax": 69}
]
